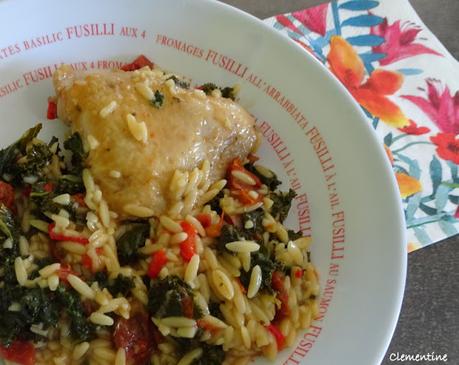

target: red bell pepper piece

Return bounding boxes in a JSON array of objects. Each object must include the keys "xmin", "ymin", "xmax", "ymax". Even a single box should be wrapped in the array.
[
  {"xmin": 121, "ymin": 55, "xmax": 154, "ymax": 71},
  {"xmin": 196, "ymin": 213, "xmax": 212, "ymax": 228},
  {"xmin": 179, "ymin": 221, "xmax": 197, "ymax": 262},
  {"xmin": 0, "ymin": 181, "xmax": 15, "ymax": 210},
  {"xmin": 43, "ymin": 182, "xmax": 54, "ymax": 192},
  {"xmin": 58, "ymin": 264, "xmax": 80, "ymax": 281},
  {"xmin": 0, "ymin": 341, "xmax": 35, "ymax": 365},
  {"xmin": 81, "ymin": 248, "xmax": 104, "ymax": 272},
  {"xmin": 294, "ymin": 268, "xmax": 304, "ymax": 278},
  {"xmin": 48, "ymin": 223, "xmax": 89, "ymax": 244},
  {"xmin": 205, "ymin": 213, "xmax": 224, "ymax": 238},
  {"xmin": 227, "ymin": 158, "xmax": 263, "ymax": 205},
  {"xmin": 266, "ymin": 324, "xmax": 286, "ymax": 350},
  {"xmin": 147, "ymin": 249, "xmax": 168, "ymax": 279},
  {"xmin": 271, "ymin": 271, "xmax": 290, "ymax": 320},
  {"xmin": 47, "ymin": 100, "xmax": 57, "ymax": 120}
]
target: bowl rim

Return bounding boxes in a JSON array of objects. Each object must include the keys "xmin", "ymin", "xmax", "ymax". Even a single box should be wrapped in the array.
[
  {"xmin": 0, "ymin": 0, "xmax": 407, "ymax": 363},
  {"xmin": 204, "ymin": 0, "xmax": 407, "ymax": 363}
]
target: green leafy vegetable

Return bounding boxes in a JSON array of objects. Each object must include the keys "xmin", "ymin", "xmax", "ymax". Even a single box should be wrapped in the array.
[
  {"xmin": 15, "ymin": 143, "xmax": 53, "ymax": 181},
  {"xmin": 239, "ymin": 252, "xmax": 277, "ymax": 294},
  {"xmin": 56, "ymin": 285, "xmax": 95, "ymax": 342},
  {"xmin": 94, "ymin": 272, "xmax": 134, "ymax": 297},
  {"xmin": 170, "ymin": 339, "xmax": 224, "ymax": 365},
  {"xmin": 270, "ymin": 189, "xmax": 297, "ymax": 223},
  {"xmin": 215, "ymin": 224, "xmax": 245, "ymax": 254},
  {"xmin": 244, "ymin": 163, "xmax": 281, "ymax": 191},
  {"xmin": 207, "ymin": 190, "xmax": 224, "ymax": 215},
  {"xmin": 241, "ymin": 208, "xmax": 265, "ymax": 242},
  {"xmin": 64, "ymin": 132, "xmax": 87, "ymax": 174},
  {"xmin": 116, "ymin": 223, "xmax": 150, "ymax": 265},
  {"xmin": 0, "ymin": 124, "xmax": 42, "ymax": 176},
  {"xmin": 55, "ymin": 174, "xmax": 84, "ymax": 195},
  {"xmin": 151, "ymin": 90, "xmax": 165, "ymax": 108},
  {"xmin": 148, "ymin": 275, "xmax": 202, "ymax": 319},
  {"xmin": 208, "ymin": 301, "xmax": 223, "ymax": 320},
  {"xmin": 0, "ymin": 204, "xmax": 19, "ymax": 242},
  {"xmin": 192, "ymin": 344, "xmax": 225, "ymax": 365}
]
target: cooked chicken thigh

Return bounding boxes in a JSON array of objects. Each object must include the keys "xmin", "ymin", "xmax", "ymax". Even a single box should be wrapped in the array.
[{"xmin": 53, "ymin": 65, "xmax": 258, "ymax": 217}]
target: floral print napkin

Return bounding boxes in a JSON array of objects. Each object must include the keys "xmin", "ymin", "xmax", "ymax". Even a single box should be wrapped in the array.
[{"xmin": 264, "ymin": 0, "xmax": 459, "ymax": 252}]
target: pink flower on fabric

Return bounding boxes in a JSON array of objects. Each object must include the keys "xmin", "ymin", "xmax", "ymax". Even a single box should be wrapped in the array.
[
  {"xmin": 275, "ymin": 3, "xmax": 328, "ymax": 36},
  {"xmin": 372, "ymin": 18, "xmax": 441, "ymax": 65},
  {"xmin": 402, "ymin": 80, "xmax": 459, "ymax": 135},
  {"xmin": 291, "ymin": 3, "xmax": 329, "ymax": 36}
]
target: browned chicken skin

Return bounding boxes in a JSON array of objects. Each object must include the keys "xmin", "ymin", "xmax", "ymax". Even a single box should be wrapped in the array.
[{"xmin": 53, "ymin": 65, "xmax": 258, "ymax": 217}]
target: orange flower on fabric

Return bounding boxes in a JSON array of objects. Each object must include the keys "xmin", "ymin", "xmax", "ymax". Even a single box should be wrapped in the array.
[
  {"xmin": 384, "ymin": 145, "xmax": 394, "ymax": 165},
  {"xmin": 407, "ymin": 241, "xmax": 422, "ymax": 253},
  {"xmin": 395, "ymin": 172, "xmax": 422, "ymax": 198},
  {"xmin": 430, "ymin": 133, "xmax": 459, "ymax": 164},
  {"xmin": 327, "ymin": 36, "xmax": 409, "ymax": 128},
  {"xmin": 398, "ymin": 119, "xmax": 430, "ymax": 135}
]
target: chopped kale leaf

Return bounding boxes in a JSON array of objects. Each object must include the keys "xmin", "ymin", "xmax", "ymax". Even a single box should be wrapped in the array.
[
  {"xmin": 170, "ymin": 339, "xmax": 225, "ymax": 365},
  {"xmin": 207, "ymin": 190, "xmax": 224, "ymax": 215},
  {"xmin": 191, "ymin": 344, "xmax": 225, "ymax": 365},
  {"xmin": 63, "ymin": 132, "xmax": 87, "ymax": 174},
  {"xmin": 56, "ymin": 285, "xmax": 95, "ymax": 342},
  {"xmin": 270, "ymin": 189, "xmax": 297, "ymax": 223},
  {"xmin": 0, "ymin": 285, "xmax": 60, "ymax": 345},
  {"xmin": 148, "ymin": 275, "xmax": 202, "ymax": 319},
  {"xmin": 241, "ymin": 208, "xmax": 265, "ymax": 242},
  {"xmin": 15, "ymin": 143, "xmax": 53, "ymax": 181},
  {"xmin": 0, "ymin": 204, "xmax": 19, "ymax": 242},
  {"xmin": 239, "ymin": 251, "xmax": 277, "ymax": 294},
  {"xmin": 215, "ymin": 224, "xmax": 246, "ymax": 254},
  {"xmin": 93, "ymin": 272, "xmax": 134, "ymax": 297},
  {"xmin": 0, "ymin": 124, "xmax": 42, "ymax": 177},
  {"xmin": 208, "ymin": 301, "xmax": 223, "ymax": 320},
  {"xmin": 116, "ymin": 223, "xmax": 150, "ymax": 265},
  {"xmin": 55, "ymin": 174, "xmax": 84, "ymax": 195},
  {"xmin": 244, "ymin": 163, "xmax": 281, "ymax": 191}
]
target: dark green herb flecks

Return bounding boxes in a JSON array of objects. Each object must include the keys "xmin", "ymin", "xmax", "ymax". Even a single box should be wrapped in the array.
[
  {"xmin": 151, "ymin": 90, "xmax": 165, "ymax": 108},
  {"xmin": 199, "ymin": 83, "xmax": 237, "ymax": 100},
  {"xmin": 220, "ymin": 86, "xmax": 236, "ymax": 101},
  {"xmin": 166, "ymin": 75, "xmax": 190, "ymax": 89}
]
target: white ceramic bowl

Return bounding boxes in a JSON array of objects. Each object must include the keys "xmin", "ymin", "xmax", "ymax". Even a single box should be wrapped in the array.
[{"xmin": 0, "ymin": 0, "xmax": 406, "ymax": 364}]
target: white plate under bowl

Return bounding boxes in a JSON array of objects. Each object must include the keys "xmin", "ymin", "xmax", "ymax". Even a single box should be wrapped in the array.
[{"xmin": 0, "ymin": 0, "xmax": 406, "ymax": 364}]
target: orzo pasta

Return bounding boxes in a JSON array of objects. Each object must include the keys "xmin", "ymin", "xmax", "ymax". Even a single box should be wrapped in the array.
[{"xmin": 0, "ymin": 56, "xmax": 319, "ymax": 365}]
